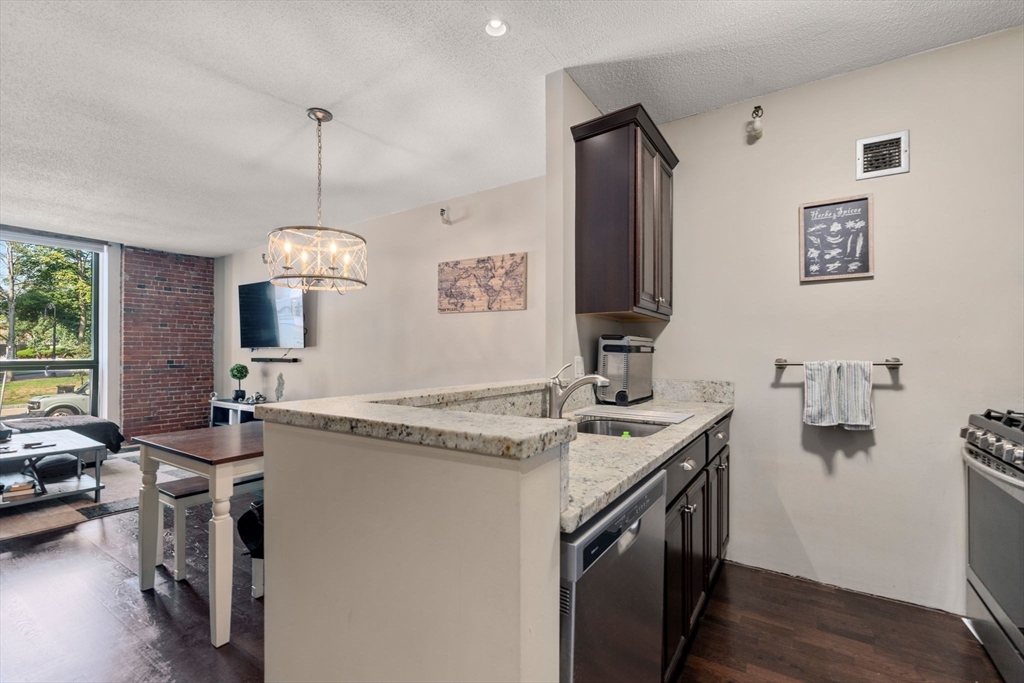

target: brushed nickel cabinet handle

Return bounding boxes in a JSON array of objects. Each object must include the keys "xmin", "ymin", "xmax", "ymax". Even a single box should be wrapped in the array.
[
  {"xmin": 715, "ymin": 432, "xmax": 726, "ymax": 440},
  {"xmin": 682, "ymin": 504, "xmax": 696, "ymax": 514},
  {"xmin": 679, "ymin": 458, "xmax": 696, "ymax": 471},
  {"xmin": 717, "ymin": 463, "xmax": 726, "ymax": 470}
]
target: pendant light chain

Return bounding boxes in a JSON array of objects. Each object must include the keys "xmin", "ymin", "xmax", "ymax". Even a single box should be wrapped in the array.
[{"xmin": 316, "ymin": 119, "xmax": 323, "ymax": 228}]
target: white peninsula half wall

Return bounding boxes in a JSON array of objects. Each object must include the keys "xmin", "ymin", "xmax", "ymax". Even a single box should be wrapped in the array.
[
  {"xmin": 255, "ymin": 378, "xmax": 734, "ymax": 682},
  {"xmin": 213, "ymin": 177, "xmax": 548, "ymax": 402}
]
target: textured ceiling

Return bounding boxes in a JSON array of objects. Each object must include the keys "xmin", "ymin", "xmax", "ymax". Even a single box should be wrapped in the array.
[{"xmin": 1, "ymin": 1, "xmax": 1020, "ymax": 256}]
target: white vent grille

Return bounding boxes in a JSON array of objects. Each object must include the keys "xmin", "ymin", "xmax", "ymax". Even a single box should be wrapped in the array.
[
  {"xmin": 856, "ymin": 130, "xmax": 909, "ymax": 180},
  {"xmin": 863, "ymin": 138, "xmax": 902, "ymax": 172}
]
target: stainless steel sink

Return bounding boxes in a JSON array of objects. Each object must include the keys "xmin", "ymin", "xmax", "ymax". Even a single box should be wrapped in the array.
[{"xmin": 575, "ymin": 419, "xmax": 669, "ymax": 438}]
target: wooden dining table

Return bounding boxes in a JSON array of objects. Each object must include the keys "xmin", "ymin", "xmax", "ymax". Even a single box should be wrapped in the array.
[{"xmin": 134, "ymin": 421, "xmax": 264, "ymax": 647}]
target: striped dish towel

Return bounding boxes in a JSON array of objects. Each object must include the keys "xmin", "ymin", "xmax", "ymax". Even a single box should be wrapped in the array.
[{"xmin": 803, "ymin": 361, "xmax": 874, "ymax": 430}]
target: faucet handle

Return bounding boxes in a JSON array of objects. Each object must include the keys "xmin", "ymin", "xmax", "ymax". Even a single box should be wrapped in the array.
[{"xmin": 551, "ymin": 362, "xmax": 573, "ymax": 387}]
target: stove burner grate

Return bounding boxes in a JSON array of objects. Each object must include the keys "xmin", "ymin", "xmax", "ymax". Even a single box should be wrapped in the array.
[{"xmin": 982, "ymin": 409, "xmax": 1024, "ymax": 432}]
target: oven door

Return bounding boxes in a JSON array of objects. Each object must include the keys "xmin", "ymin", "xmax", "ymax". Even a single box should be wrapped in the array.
[{"xmin": 964, "ymin": 447, "xmax": 1024, "ymax": 653}]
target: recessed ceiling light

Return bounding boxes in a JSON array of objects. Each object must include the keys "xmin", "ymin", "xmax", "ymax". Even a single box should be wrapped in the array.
[{"xmin": 485, "ymin": 18, "xmax": 509, "ymax": 37}]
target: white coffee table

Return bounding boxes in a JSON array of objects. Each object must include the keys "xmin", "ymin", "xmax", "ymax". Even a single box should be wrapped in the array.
[{"xmin": 0, "ymin": 429, "xmax": 107, "ymax": 507}]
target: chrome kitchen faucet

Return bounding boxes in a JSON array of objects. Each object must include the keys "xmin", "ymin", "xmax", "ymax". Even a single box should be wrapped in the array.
[{"xmin": 548, "ymin": 363, "xmax": 610, "ymax": 419}]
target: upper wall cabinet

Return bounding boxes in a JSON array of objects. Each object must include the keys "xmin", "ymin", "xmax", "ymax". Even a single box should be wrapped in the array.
[{"xmin": 572, "ymin": 104, "xmax": 679, "ymax": 322}]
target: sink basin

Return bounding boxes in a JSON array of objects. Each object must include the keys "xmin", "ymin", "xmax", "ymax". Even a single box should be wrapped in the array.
[{"xmin": 576, "ymin": 419, "xmax": 669, "ymax": 438}]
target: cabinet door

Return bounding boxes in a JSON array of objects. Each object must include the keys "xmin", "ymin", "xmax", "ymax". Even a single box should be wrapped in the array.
[
  {"xmin": 721, "ymin": 448, "xmax": 730, "ymax": 550},
  {"xmin": 707, "ymin": 454, "xmax": 722, "ymax": 583},
  {"xmin": 683, "ymin": 474, "xmax": 708, "ymax": 636},
  {"xmin": 657, "ymin": 159, "xmax": 673, "ymax": 316},
  {"xmin": 636, "ymin": 128, "xmax": 659, "ymax": 312},
  {"xmin": 663, "ymin": 503, "xmax": 685, "ymax": 679}
]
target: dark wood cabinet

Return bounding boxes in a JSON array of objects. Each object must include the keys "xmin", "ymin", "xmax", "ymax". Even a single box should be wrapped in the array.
[
  {"xmin": 660, "ymin": 420, "xmax": 732, "ymax": 683},
  {"xmin": 708, "ymin": 454, "xmax": 722, "ymax": 584},
  {"xmin": 683, "ymin": 474, "xmax": 708, "ymax": 635},
  {"xmin": 572, "ymin": 103, "xmax": 678, "ymax": 322},
  {"xmin": 637, "ymin": 132, "xmax": 659, "ymax": 313},
  {"xmin": 707, "ymin": 445, "xmax": 731, "ymax": 585},
  {"xmin": 664, "ymin": 472, "xmax": 709, "ymax": 681},
  {"xmin": 657, "ymin": 158, "xmax": 674, "ymax": 316},
  {"xmin": 721, "ymin": 448, "xmax": 731, "ymax": 550}
]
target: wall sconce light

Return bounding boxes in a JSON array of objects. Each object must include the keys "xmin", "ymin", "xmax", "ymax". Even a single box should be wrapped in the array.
[
  {"xmin": 747, "ymin": 105, "xmax": 764, "ymax": 141},
  {"xmin": 440, "ymin": 207, "xmax": 452, "ymax": 225}
]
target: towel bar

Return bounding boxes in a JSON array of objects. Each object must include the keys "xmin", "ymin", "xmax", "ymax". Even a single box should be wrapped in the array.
[{"xmin": 774, "ymin": 357, "xmax": 902, "ymax": 369}]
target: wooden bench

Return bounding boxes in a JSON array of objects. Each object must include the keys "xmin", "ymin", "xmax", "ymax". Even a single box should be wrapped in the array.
[{"xmin": 157, "ymin": 474, "xmax": 265, "ymax": 597}]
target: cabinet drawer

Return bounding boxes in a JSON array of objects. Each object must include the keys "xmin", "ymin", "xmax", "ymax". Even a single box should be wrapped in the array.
[
  {"xmin": 708, "ymin": 416, "xmax": 731, "ymax": 459},
  {"xmin": 664, "ymin": 435, "xmax": 707, "ymax": 505}
]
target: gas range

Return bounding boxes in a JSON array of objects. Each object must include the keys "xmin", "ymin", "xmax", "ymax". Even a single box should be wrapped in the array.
[
  {"xmin": 960, "ymin": 409, "xmax": 1024, "ymax": 478},
  {"xmin": 960, "ymin": 408, "xmax": 1024, "ymax": 683}
]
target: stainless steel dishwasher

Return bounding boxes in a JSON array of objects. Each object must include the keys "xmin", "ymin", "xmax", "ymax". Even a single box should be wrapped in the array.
[{"xmin": 560, "ymin": 471, "xmax": 666, "ymax": 682}]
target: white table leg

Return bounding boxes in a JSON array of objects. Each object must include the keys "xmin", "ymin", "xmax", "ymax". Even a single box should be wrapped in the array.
[
  {"xmin": 138, "ymin": 446, "xmax": 160, "ymax": 591},
  {"xmin": 173, "ymin": 503, "xmax": 188, "ymax": 581},
  {"xmin": 156, "ymin": 501, "xmax": 165, "ymax": 568},
  {"xmin": 209, "ymin": 469, "xmax": 235, "ymax": 647}
]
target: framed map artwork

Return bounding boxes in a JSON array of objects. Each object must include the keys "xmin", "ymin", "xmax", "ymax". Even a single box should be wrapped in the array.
[{"xmin": 438, "ymin": 252, "xmax": 527, "ymax": 313}]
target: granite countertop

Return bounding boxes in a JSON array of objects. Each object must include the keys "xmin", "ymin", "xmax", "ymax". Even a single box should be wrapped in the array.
[
  {"xmin": 255, "ymin": 379, "xmax": 575, "ymax": 461},
  {"xmin": 560, "ymin": 400, "xmax": 734, "ymax": 533},
  {"xmin": 256, "ymin": 376, "xmax": 733, "ymax": 534}
]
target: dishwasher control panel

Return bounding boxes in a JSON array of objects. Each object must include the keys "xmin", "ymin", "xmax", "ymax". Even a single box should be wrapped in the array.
[{"xmin": 582, "ymin": 488, "xmax": 659, "ymax": 572}]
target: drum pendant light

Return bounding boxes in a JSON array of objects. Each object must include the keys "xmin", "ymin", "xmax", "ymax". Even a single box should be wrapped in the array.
[{"xmin": 266, "ymin": 108, "xmax": 368, "ymax": 294}]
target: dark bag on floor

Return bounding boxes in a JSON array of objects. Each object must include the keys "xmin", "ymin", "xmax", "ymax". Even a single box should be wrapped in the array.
[{"xmin": 237, "ymin": 502, "xmax": 264, "ymax": 560}]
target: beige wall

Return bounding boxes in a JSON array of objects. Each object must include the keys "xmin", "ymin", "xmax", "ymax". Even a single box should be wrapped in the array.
[
  {"xmin": 545, "ymin": 71, "xmax": 626, "ymax": 376},
  {"xmin": 646, "ymin": 27, "xmax": 1024, "ymax": 613},
  {"xmin": 214, "ymin": 177, "xmax": 546, "ymax": 400}
]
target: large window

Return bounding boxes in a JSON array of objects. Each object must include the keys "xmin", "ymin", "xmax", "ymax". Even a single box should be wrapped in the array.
[{"xmin": 0, "ymin": 232, "xmax": 100, "ymax": 421}]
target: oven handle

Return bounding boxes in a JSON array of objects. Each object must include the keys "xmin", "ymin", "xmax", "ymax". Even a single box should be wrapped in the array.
[{"xmin": 962, "ymin": 446, "xmax": 1024, "ymax": 491}]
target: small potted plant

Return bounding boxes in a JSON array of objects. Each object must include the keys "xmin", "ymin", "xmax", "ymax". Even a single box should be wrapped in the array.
[{"xmin": 230, "ymin": 363, "xmax": 249, "ymax": 401}]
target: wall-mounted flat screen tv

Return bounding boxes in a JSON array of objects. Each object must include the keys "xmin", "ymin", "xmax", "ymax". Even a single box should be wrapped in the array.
[{"xmin": 239, "ymin": 281, "xmax": 305, "ymax": 348}]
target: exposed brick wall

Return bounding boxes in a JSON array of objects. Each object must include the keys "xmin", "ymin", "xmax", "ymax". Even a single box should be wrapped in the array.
[{"xmin": 121, "ymin": 247, "xmax": 214, "ymax": 441}]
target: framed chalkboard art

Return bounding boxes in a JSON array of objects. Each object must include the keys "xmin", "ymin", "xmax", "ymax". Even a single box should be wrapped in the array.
[{"xmin": 799, "ymin": 194, "xmax": 873, "ymax": 282}]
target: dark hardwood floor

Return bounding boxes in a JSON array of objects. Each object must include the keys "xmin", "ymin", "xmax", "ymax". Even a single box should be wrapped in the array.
[
  {"xmin": 680, "ymin": 563, "xmax": 1002, "ymax": 683},
  {"xmin": 1, "ymin": 509, "xmax": 1002, "ymax": 683},
  {"xmin": 0, "ymin": 497, "xmax": 263, "ymax": 683}
]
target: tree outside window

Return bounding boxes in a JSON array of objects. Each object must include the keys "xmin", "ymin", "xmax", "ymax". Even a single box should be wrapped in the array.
[
  {"xmin": 0, "ymin": 237, "xmax": 99, "ymax": 420},
  {"xmin": 1, "ymin": 240, "xmax": 94, "ymax": 362}
]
